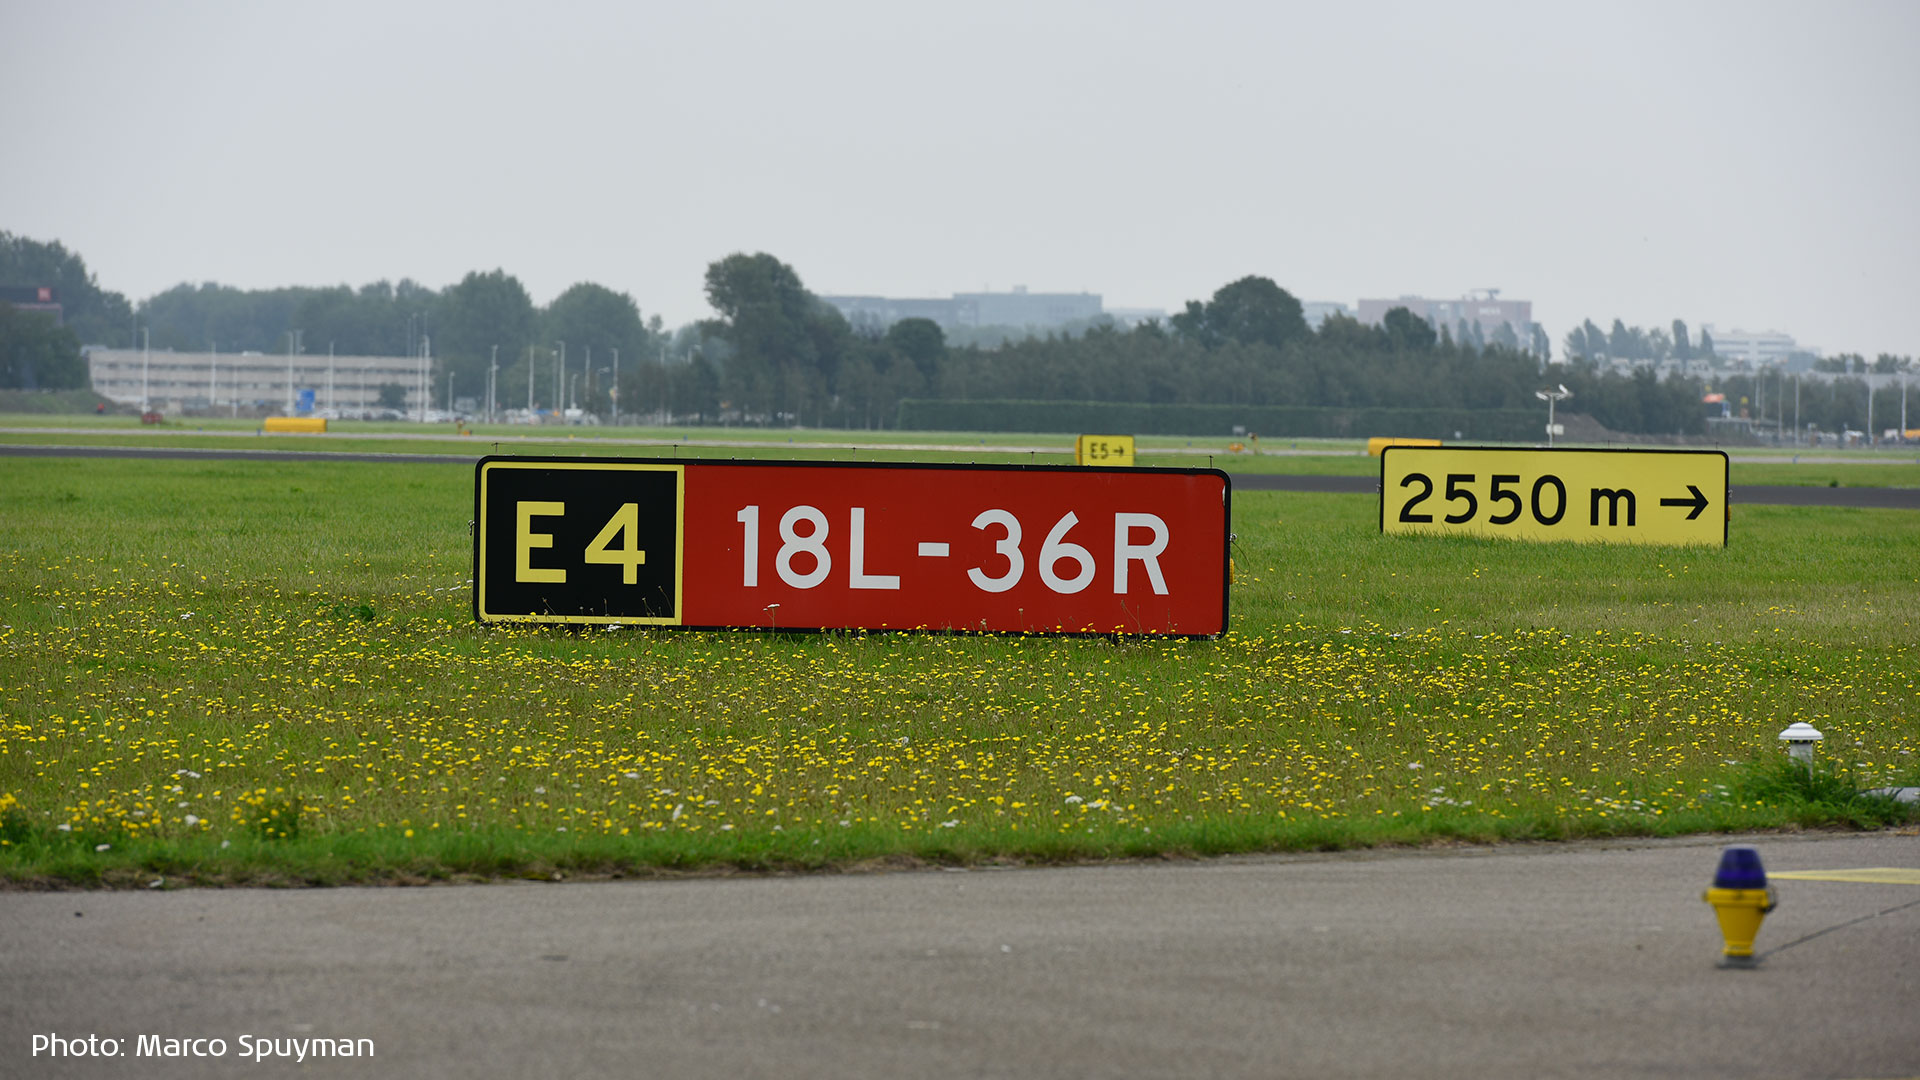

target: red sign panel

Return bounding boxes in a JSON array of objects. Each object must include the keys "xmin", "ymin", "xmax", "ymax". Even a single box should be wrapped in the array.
[{"xmin": 474, "ymin": 458, "xmax": 1230, "ymax": 636}]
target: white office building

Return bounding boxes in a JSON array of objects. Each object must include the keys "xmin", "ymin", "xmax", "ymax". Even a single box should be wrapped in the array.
[
  {"xmin": 1301, "ymin": 301, "xmax": 1352, "ymax": 330},
  {"xmin": 1701, "ymin": 326, "xmax": 1812, "ymax": 367},
  {"xmin": 821, "ymin": 286, "xmax": 1103, "ymax": 332},
  {"xmin": 87, "ymin": 348, "xmax": 433, "ymax": 416}
]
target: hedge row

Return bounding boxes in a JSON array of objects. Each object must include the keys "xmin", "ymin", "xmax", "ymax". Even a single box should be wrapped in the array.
[
  {"xmin": 0, "ymin": 389, "xmax": 113, "ymax": 414},
  {"xmin": 896, "ymin": 399, "xmax": 1543, "ymax": 441}
]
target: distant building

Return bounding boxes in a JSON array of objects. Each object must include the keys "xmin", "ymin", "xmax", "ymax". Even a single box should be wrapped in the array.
[
  {"xmin": 822, "ymin": 286, "xmax": 1103, "ymax": 333},
  {"xmin": 1105, "ymin": 307, "xmax": 1169, "ymax": 327},
  {"xmin": 1300, "ymin": 301, "xmax": 1351, "ymax": 330},
  {"xmin": 954, "ymin": 287, "xmax": 1102, "ymax": 329},
  {"xmin": 87, "ymin": 347, "xmax": 433, "ymax": 416},
  {"xmin": 0, "ymin": 285, "xmax": 63, "ymax": 324},
  {"xmin": 819, "ymin": 295, "xmax": 959, "ymax": 333},
  {"xmin": 1355, "ymin": 290, "xmax": 1535, "ymax": 349},
  {"xmin": 1701, "ymin": 326, "xmax": 1812, "ymax": 367}
]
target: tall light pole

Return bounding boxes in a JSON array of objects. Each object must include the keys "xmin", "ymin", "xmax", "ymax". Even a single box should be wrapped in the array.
[
  {"xmin": 141, "ymin": 326, "xmax": 150, "ymax": 410},
  {"xmin": 555, "ymin": 340, "xmax": 566, "ymax": 415},
  {"xmin": 285, "ymin": 329, "xmax": 302, "ymax": 414},
  {"xmin": 610, "ymin": 347, "xmax": 619, "ymax": 425},
  {"xmin": 527, "ymin": 345, "xmax": 535, "ymax": 417},
  {"xmin": 1535, "ymin": 383, "xmax": 1572, "ymax": 447},
  {"xmin": 487, "ymin": 344, "xmax": 498, "ymax": 423},
  {"xmin": 418, "ymin": 335, "xmax": 431, "ymax": 423}
]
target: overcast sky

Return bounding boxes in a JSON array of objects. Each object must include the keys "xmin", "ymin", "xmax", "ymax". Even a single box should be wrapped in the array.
[{"xmin": 5, "ymin": 0, "xmax": 1917, "ymax": 356}]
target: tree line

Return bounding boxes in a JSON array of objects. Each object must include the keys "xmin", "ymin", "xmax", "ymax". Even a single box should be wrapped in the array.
[
  {"xmin": 685, "ymin": 258, "xmax": 1715, "ymax": 435},
  {"xmin": 1563, "ymin": 317, "xmax": 1720, "ymax": 364},
  {"xmin": 3, "ymin": 230, "xmax": 1912, "ymax": 436}
]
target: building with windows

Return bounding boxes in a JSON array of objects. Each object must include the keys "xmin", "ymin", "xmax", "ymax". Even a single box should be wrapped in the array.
[
  {"xmin": 86, "ymin": 347, "xmax": 433, "ymax": 416},
  {"xmin": 1355, "ymin": 290, "xmax": 1535, "ymax": 350},
  {"xmin": 1105, "ymin": 306, "xmax": 1169, "ymax": 327},
  {"xmin": 1700, "ymin": 326, "xmax": 1811, "ymax": 368},
  {"xmin": 822, "ymin": 286, "xmax": 1103, "ymax": 333},
  {"xmin": 954, "ymin": 287, "xmax": 1102, "ymax": 329},
  {"xmin": 1301, "ymin": 301, "xmax": 1352, "ymax": 330},
  {"xmin": 818, "ymin": 295, "xmax": 959, "ymax": 332}
]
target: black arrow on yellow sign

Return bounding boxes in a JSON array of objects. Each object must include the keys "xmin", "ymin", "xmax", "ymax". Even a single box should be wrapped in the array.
[{"xmin": 1660, "ymin": 484, "xmax": 1709, "ymax": 520}]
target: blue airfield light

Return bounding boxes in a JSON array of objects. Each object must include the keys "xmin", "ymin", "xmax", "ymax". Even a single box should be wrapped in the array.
[
  {"xmin": 1704, "ymin": 845, "xmax": 1776, "ymax": 966},
  {"xmin": 1713, "ymin": 846, "xmax": 1768, "ymax": 890}
]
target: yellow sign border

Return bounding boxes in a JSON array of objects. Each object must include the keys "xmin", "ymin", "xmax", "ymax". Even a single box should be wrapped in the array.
[{"xmin": 476, "ymin": 460, "xmax": 685, "ymax": 625}]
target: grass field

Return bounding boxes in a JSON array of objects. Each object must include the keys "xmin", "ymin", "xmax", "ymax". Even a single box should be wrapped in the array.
[
  {"xmin": 1, "ymin": 449, "xmax": 1916, "ymax": 886},
  {"xmin": 3, "ymin": 413, "xmax": 1918, "ymax": 486}
]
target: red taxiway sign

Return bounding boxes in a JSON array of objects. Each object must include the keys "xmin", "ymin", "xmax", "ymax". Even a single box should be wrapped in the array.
[{"xmin": 474, "ymin": 457, "xmax": 1230, "ymax": 636}]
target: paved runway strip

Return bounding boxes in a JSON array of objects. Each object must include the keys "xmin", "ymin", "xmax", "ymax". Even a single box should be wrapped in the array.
[
  {"xmin": 3, "ymin": 831, "xmax": 1915, "ymax": 1079},
  {"xmin": 5, "ymin": 444, "xmax": 1916, "ymax": 507}
]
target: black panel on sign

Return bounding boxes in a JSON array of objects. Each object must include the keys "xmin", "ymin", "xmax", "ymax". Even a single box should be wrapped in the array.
[{"xmin": 481, "ymin": 465, "xmax": 679, "ymax": 620}]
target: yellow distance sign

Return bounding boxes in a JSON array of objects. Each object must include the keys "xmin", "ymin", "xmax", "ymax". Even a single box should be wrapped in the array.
[
  {"xmin": 1380, "ymin": 446, "xmax": 1727, "ymax": 547},
  {"xmin": 1075, "ymin": 434, "xmax": 1136, "ymax": 467}
]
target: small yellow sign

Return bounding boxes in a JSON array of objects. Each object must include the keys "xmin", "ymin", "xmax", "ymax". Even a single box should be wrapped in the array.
[
  {"xmin": 263, "ymin": 416, "xmax": 327, "ymax": 433},
  {"xmin": 1380, "ymin": 447, "xmax": 1727, "ymax": 547},
  {"xmin": 1075, "ymin": 434, "xmax": 1136, "ymax": 467}
]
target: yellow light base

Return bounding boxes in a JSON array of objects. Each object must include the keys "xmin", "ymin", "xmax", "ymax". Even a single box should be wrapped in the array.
[{"xmin": 1704, "ymin": 887, "xmax": 1775, "ymax": 966}]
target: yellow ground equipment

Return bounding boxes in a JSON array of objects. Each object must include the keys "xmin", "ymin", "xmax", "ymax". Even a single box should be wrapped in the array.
[{"xmin": 263, "ymin": 417, "xmax": 327, "ymax": 434}]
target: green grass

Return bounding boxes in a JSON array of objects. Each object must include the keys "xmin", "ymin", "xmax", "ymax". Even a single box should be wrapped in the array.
[
  {"xmin": 1, "ymin": 455, "xmax": 1915, "ymax": 886},
  {"xmin": 4, "ymin": 416, "xmax": 1918, "ymax": 487},
  {"xmin": 1724, "ymin": 462, "xmax": 1920, "ymax": 487}
]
